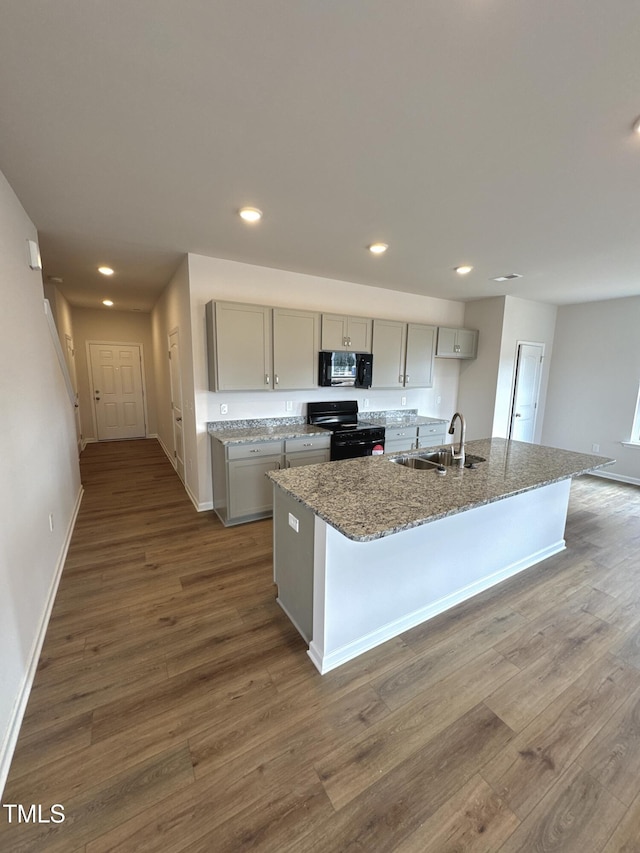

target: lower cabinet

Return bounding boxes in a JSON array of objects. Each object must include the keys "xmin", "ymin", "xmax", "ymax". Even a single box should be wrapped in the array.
[
  {"xmin": 383, "ymin": 427, "xmax": 418, "ymax": 454},
  {"xmin": 211, "ymin": 434, "xmax": 331, "ymax": 526},
  {"xmin": 285, "ymin": 435, "xmax": 331, "ymax": 468},
  {"xmin": 417, "ymin": 422, "xmax": 448, "ymax": 448}
]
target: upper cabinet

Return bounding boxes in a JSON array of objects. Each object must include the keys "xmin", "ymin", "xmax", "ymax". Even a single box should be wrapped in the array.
[
  {"xmin": 436, "ymin": 327, "xmax": 478, "ymax": 359},
  {"xmin": 371, "ymin": 320, "xmax": 436, "ymax": 388},
  {"xmin": 273, "ymin": 308, "xmax": 320, "ymax": 390},
  {"xmin": 207, "ymin": 301, "xmax": 272, "ymax": 391},
  {"xmin": 206, "ymin": 301, "xmax": 320, "ymax": 391},
  {"xmin": 321, "ymin": 314, "xmax": 372, "ymax": 352}
]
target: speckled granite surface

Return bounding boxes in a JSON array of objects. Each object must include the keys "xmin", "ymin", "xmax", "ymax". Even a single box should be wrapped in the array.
[
  {"xmin": 267, "ymin": 438, "xmax": 615, "ymax": 542},
  {"xmin": 208, "ymin": 418, "xmax": 328, "ymax": 444},
  {"xmin": 208, "ymin": 411, "xmax": 447, "ymax": 444},
  {"xmin": 363, "ymin": 410, "xmax": 447, "ymax": 428}
]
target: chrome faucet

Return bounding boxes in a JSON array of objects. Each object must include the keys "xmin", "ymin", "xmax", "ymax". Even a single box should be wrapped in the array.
[{"xmin": 448, "ymin": 412, "xmax": 466, "ymax": 466}]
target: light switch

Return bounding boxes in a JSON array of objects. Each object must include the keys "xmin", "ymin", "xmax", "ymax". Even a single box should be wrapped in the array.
[{"xmin": 288, "ymin": 513, "xmax": 299, "ymax": 533}]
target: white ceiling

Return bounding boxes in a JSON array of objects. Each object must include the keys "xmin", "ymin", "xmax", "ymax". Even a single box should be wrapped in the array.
[{"xmin": 1, "ymin": 1, "xmax": 640, "ymax": 312}]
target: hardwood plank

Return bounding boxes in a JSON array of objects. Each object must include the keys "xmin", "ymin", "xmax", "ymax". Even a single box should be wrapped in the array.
[
  {"xmin": 481, "ymin": 653, "xmax": 640, "ymax": 818},
  {"xmin": 579, "ymin": 685, "xmax": 640, "ymax": 806},
  {"xmin": 0, "ymin": 746, "xmax": 194, "ymax": 853},
  {"xmin": 316, "ymin": 649, "xmax": 518, "ymax": 810},
  {"xmin": 495, "ymin": 762, "xmax": 626, "ymax": 853},
  {"xmin": 280, "ymin": 703, "xmax": 514, "ymax": 853},
  {"xmin": 392, "ymin": 774, "xmax": 520, "ymax": 853},
  {"xmin": 485, "ymin": 611, "xmax": 619, "ymax": 731}
]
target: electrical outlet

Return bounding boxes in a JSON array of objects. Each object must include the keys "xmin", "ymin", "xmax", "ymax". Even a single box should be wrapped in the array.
[
  {"xmin": 436, "ymin": 395, "xmax": 442, "ymax": 405},
  {"xmin": 363, "ymin": 398, "xmax": 369, "ymax": 408},
  {"xmin": 288, "ymin": 512, "xmax": 299, "ymax": 533},
  {"xmin": 401, "ymin": 396, "xmax": 407, "ymax": 406},
  {"xmin": 286, "ymin": 400, "xmax": 293, "ymax": 412},
  {"xmin": 592, "ymin": 443, "xmax": 600, "ymax": 453},
  {"xmin": 220, "ymin": 403, "xmax": 228, "ymax": 415}
]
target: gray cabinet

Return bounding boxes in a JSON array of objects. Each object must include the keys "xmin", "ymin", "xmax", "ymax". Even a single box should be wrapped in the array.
[
  {"xmin": 436, "ymin": 327, "xmax": 478, "ymax": 359},
  {"xmin": 284, "ymin": 435, "xmax": 331, "ymax": 467},
  {"xmin": 383, "ymin": 426, "xmax": 418, "ymax": 454},
  {"xmin": 207, "ymin": 301, "xmax": 321, "ymax": 391},
  {"xmin": 211, "ymin": 433, "xmax": 331, "ymax": 526},
  {"xmin": 206, "ymin": 301, "xmax": 272, "ymax": 391},
  {"xmin": 321, "ymin": 314, "xmax": 372, "ymax": 352},
  {"xmin": 226, "ymin": 441, "xmax": 283, "ymax": 523},
  {"xmin": 273, "ymin": 308, "xmax": 320, "ymax": 390},
  {"xmin": 405, "ymin": 323, "xmax": 436, "ymax": 387},
  {"xmin": 372, "ymin": 320, "xmax": 436, "ymax": 388},
  {"xmin": 417, "ymin": 422, "xmax": 448, "ymax": 448}
]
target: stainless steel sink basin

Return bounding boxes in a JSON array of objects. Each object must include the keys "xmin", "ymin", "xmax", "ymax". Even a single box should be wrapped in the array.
[{"xmin": 390, "ymin": 449, "xmax": 485, "ymax": 470}]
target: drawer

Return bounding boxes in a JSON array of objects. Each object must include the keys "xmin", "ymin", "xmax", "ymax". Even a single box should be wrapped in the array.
[
  {"xmin": 285, "ymin": 435, "xmax": 331, "ymax": 454},
  {"xmin": 385, "ymin": 427, "xmax": 418, "ymax": 442},
  {"xmin": 227, "ymin": 441, "xmax": 284, "ymax": 460},
  {"xmin": 418, "ymin": 423, "xmax": 447, "ymax": 437}
]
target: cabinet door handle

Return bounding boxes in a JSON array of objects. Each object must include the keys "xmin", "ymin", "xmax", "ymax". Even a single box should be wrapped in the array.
[
  {"xmin": 275, "ymin": 374, "xmax": 279, "ymax": 385},
  {"xmin": 405, "ymin": 374, "xmax": 410, "ymax": 383},
  {"xmin": 399, "ymin": 374, "xmax": 404, "ymax": 383},
  {"xmin": 265, "ymin": 374, "xmax": 270, "ymax": 385}
]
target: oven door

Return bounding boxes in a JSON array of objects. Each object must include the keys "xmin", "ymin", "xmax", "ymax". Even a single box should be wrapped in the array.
[{"xmin": 332, "ymin": 435, "xmax": 385, "ymax": 461}]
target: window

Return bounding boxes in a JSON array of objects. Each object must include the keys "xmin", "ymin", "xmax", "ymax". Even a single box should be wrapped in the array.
[{"xmin": 629, "ymin": 383, "xmax": 640, "ymax": 445}]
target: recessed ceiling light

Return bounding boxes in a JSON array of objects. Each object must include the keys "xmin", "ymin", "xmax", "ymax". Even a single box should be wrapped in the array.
[
  {"xmin": 239, "ymin": 207, "xmax": 262, "ymax": 223},
  {"xmin": 102, "ymin": 299, "xmax": 114, "ymax": 307},
  {"xmin": 368, "ymin": 243, "xmax": 388, "ymax": 255},
  {"xmin": 455, "ymin": 265, "xmax": 473, "ymax": 275},
  {"xmin": 492, "ymin": 273, "xmax": 523, "ymax": 282},
  {"xmin": 98, "ymin": 266, "xmax": 114, "ymax": 276}
]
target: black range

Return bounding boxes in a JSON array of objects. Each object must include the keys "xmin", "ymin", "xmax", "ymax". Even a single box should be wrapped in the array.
[{"xmin": 307, "ymin": 401, "xmax": 385, "ymax": 461}]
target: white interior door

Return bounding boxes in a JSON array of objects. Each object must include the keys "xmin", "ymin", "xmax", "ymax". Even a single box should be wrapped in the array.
[
  {"xmin": 510, "ymin": 343, "xmax": 544, "ymax": 442},
  {"xmin": 168, "ymin": 328, "xmax": 185, "ymax": 482},
  {"xmin": 64, "ymin": 333, "xmax": 82, "ymax": 452},
  {"xmin": 89, "ymin": 343, "xmax": 146, "ymax": 440}
]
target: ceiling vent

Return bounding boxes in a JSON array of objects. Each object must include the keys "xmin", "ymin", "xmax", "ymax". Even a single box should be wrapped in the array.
[{"xmin": 492, "ymin": 273, "xmax": 522, "ymax": 282}]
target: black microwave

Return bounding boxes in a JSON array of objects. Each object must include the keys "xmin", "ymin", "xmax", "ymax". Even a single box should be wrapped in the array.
[{"xmin": 318, "ymin": 351, "xmax": 373, "ymax": 388}]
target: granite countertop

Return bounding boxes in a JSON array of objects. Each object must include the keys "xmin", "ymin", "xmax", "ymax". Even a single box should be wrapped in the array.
[
  {"xmin": 208, "ymin": 418, "xmax": 329, "ymax": 445},
  {"xmin": 208, "ymin": 410, "xmax": 447, "ymax": 444},
  {"xmin": 267, "ymin": 438, "xmax": 614, "ymax": 542},
  {"xmin": 362, "ymin": 414, "xmax": 448, "ymax": 428}
]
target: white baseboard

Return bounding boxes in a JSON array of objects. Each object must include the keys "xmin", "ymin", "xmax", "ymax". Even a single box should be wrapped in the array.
[
  {"xmin": 0, "ymin": 485, "xmax": 84, "ymax": 798},
  {"xmin": 308, "ymin": 539, "xmax": 566, "ymax": 675},
  {"xmin": 591, "ymin": 470, "xmax": 640, "ymax": 487}
]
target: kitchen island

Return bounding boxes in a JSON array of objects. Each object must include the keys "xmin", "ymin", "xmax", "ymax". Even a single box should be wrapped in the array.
[{"xmin": 267, "ymin": 438, "xmax": 613, "ymax": 673}]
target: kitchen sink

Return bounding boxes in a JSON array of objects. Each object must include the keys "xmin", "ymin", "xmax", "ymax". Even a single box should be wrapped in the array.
[{"xmin": 390, "ymin": 449, "xmax": 485, "ymax": 470}]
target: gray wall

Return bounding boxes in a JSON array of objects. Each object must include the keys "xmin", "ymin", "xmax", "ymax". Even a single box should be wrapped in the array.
[{"xmin": 542, "ymin": 296, "xmax": 640, "ymax": 483}]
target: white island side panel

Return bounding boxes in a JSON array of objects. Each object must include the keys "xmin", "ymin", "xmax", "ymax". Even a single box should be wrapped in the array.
[{"xmin": 309, "ymin": 478, "xmax": 570, "ymax": 673}]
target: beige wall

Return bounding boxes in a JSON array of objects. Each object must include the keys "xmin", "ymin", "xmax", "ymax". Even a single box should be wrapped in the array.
[
  {"xmin": 0, "ymin": 170, "xmax": 81, "ymax": 793},
  {"xmin": 542, "ymin": 296, "xmax": 640, "ymax": 483},
  {"xmin": 71, "ymin": 307, "xmax": 158, "ymax": 441},
  {"xmin": 151, "ymin": 257, "xmax": 194, "ymax": 494}
]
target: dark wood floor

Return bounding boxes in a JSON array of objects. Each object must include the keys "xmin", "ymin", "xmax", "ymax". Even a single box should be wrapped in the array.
[{"xmin": 2, "ymin": 439, "xmax": 640, "ymax": 852}]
